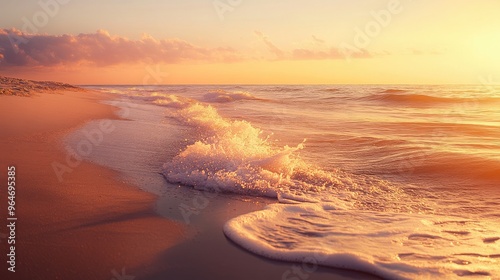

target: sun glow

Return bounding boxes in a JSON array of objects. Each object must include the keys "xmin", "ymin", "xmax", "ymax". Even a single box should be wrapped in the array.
[{"xmin": 471, "ymin": 32, "xmax": 500, "ymax": 64}]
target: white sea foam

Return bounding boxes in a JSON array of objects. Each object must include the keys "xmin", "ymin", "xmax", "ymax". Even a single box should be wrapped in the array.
[
  {"xmin": 224, "ymin": 203, "xmax": 500, "ymax": 279},
  {"xmin": 161, "ymin": 94, "xmax": 304, "ymax": 196}
]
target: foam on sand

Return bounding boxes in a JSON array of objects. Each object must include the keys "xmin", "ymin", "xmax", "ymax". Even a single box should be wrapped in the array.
[{"xmin": 224, "ymin": 203, "xmax": 500, "ymax": 280}]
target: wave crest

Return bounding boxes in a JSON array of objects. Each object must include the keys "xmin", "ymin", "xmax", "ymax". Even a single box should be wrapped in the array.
[
  {"xmin": 202, "ymin": 90, "xmax": 262, "ymax": 103},
  {"xmin": 153, "ymin": 93, "xmax": 194, "ymax": 108},
  {"xmin": 161, "ymin": 95, "xmax": 306, "ymax": 196}
]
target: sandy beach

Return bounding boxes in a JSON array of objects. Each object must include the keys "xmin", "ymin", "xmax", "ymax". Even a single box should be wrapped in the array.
[{"xmin": 0, "ymin": 84, "xmax": 185, "ymax": 279}]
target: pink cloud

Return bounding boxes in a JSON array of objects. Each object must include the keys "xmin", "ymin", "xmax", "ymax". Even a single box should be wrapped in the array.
[
  {"xmin": 0, "ymin": 29, "xmax": 242, "ymax": 67},
  {"xmin": 292, "ymin": 48, "xmax": 371, "ymax": 60},
  {"xmin": 254, "ymin": 31, "xmax": 285, "ymax": 59},
  {"xmin": 312, "ymin": 35, "xmax": 325, "ymax": 45},
  {"xmin": 254, "ymin": 30, "xmax": 373, "ymax": 60},
  {"xmin": 0, "ymin": 28, "xmax": 386, "ymax": 68}
]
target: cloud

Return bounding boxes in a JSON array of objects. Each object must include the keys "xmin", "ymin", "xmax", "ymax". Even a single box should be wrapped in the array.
[
  {"xmin": 0, "ymin": 28, "xmax": 383, "ymax": 68},
  {"xmin": 312, "ymin": 35, "xmax": 325, "ymax": 45},
  {"xmin": 410, "ymin": 48, "xmax": 444, "ymax": 56},
  {"xmin": 292, "ymin": 48, "xmax": 371, "ymax": 60},
  {"xmin": 0, "ymin": 29, "xmax": 242, "ymax": 67},
  {"xmin": 254, "ymin": 30, "xmax": 372, "ymax": 60},
  {"xmin": 253, "ymin": 31, "xmax": 285, "ymax": 59}
]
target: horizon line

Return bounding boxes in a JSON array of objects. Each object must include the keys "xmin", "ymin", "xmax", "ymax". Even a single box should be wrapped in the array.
[{"xmin": 79, "ymin": 83, "xmax": 499, "ymax": 86}]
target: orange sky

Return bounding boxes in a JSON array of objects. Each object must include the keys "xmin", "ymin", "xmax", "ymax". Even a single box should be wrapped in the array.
[{"xmin": 0, "ymin": 0, "xmax": 499, "ymax": 84}]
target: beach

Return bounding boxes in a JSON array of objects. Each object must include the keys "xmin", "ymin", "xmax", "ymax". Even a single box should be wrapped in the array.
[
  {"xmin": 0, "ymin": 83, "xmax": 185, "ymax": 279},
  {"xmin": 0, "ymin": 78, "xmax": 383, "ymax": 280},
  {"xmin": 2, "ymin": 1, "xmax": 499, "ymax": 279},
  {"xmin": 1, "ymin": 80, "xmax": 499, "ymax": 279}
]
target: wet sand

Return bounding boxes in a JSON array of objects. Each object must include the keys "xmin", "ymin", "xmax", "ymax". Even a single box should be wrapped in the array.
[{"xmin": 0, "ymin": 89, "xmax": 185, "ymax": 280}]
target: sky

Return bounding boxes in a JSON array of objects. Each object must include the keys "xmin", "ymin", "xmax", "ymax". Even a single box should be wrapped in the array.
[{"xmin": 0, "ymin": 0, "xmax": 499, "ymax": 85}]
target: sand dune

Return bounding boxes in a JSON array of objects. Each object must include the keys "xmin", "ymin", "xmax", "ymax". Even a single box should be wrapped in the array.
[{"xmin": 0, "ymin": 76, "xmax": 83, "ymax": 96}]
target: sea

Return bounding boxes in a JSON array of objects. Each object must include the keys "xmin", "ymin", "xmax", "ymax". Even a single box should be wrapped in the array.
[{"xmin": 80, "ymin": 84, "xmax": 500, "ymax": 279}]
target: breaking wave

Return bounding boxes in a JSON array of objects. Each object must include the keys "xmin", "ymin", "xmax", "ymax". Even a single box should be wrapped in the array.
[{"xmin": 201, "ymin": 90, "xmax": 263, "ymax": 103}]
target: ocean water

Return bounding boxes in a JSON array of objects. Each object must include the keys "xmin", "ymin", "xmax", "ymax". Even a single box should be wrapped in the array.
[{"xmin": 87, "ymin": 84, "xmax": 500, "ymax": 279}]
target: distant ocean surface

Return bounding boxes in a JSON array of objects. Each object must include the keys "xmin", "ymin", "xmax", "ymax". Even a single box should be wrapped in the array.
[{"xmin": 87, "ymin": 85, "xmax": 500, "ymax": 279}]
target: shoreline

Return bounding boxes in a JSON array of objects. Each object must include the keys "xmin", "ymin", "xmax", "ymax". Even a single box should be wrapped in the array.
[
  {"xmin": 66, "ymin": 89, "xmax": 382, "ymax": 280},
  {"xmin": 0, "ymin": 80, "xmax": 382, "ymax": 279},
  {"xmin": 0, "ymin": 89, "xmax": 185, "ymax": 279}
]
